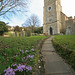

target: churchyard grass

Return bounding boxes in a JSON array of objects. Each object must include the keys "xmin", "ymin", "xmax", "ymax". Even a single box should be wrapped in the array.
[
  {"xmin": 0, "ymin": 36, "xmax": 47, "ymax": 75},
  {"xmin": 52, "ymin": 35, "xmax": 75, "ymax": 70},
  {"xmin": 53, "ymin": 35, "xmax": 75, "ymax": 50}
]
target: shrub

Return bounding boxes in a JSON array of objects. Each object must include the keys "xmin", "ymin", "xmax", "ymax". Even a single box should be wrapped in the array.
[{"xmin": 0, "ymin": 21, "xmax": 8, "ymax": 36}]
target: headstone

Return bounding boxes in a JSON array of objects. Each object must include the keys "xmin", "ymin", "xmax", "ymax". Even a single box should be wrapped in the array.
[
  {"xmin": 15, "ymin": 32, "xmax": 17, "ymax": 36},
  {"xmin": 66, "ymin": 27, "xmax": 71, "ymax": 35}
]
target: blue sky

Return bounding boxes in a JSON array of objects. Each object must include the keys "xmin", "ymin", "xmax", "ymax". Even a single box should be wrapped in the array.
[{"xmin": 0, "ymin": 0, "xmax": 75, "ymax": 27}]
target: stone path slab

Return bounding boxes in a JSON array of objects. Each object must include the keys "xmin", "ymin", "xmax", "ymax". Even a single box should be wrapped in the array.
[
  {"xmin": 42, "ymin": 52, "xmax": 63, "ymax": 62},
  {"xmin": 42, "ymin": 44, "xmax": 55, "ymax": 52},
  {"xmin": 44, "ymin": 41, "xmax": 52, "ymax": 44},
  {"xmin": 41, "ymin": 37, "xmax": 75, "ymax": 75}
]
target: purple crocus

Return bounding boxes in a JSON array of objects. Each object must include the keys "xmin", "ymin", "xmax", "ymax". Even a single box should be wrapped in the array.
[
  {"xmin": 25, "ymin": 50, "xmax": 29, "ymax": 53},
  {"xmin": 27, "ymin": 55, "xmax": 34, "ymax": 59},
  {"xmin": 12, "ymin": 64, "xmax": 17, "ymax": 67},
  {"xmin": 4, "ymin": 67, "xmax": 15, "ymax": 75},
  {"xmin": 17, "ymin": 64, "xmax": 26, "ymax": 72},
  {"xmin": 26, "ymin": 66, "xmax": 32, "ymax": 71},
  {"xmin": 31, "ymin": 48, "xmax": 34, "ymax": 51}
]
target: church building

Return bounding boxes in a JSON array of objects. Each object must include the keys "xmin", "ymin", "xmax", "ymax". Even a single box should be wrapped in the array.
[{"xmin": 43, "ymin": 0, "xmax": 75, "ymax": 35}]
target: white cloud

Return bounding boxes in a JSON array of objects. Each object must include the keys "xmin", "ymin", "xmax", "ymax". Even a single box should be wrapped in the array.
[{"xmin": 61, "ymin": 0, "xmax": 75, "ymax": 17}]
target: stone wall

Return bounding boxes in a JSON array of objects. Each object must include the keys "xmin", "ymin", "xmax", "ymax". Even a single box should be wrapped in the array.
[
  {"xmin": 60, "ymin": 12, "xmax": 68, "ymax": 33},
  {"xmin": 66, "ymin": 18, "xmax": 75, "ymax": 35},
  {"xmin": 60, "ymin": 12, "xmax": 75, "ymax": 35}
]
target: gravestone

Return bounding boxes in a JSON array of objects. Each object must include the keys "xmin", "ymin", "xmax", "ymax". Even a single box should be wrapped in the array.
[{"xmin": 66, "ymin": 27, "xmax": 71, "ymax": 35}]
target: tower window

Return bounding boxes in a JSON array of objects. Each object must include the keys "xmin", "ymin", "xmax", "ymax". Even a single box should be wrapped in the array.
[{"xmin": 48, "ymin": 7, "xmax": 51, "ymax": 10}]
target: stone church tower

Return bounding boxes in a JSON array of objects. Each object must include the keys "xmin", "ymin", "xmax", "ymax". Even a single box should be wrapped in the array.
[
  {"xmin": 43, "ymin": 0, "xmax": 75, "ymax": 35},
  {"xmin": 43, "ymin": 0, "xmax": 62, "ymax": 35}
]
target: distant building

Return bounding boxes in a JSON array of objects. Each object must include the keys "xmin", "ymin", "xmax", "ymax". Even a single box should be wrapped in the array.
[
  {"xmin": 7, "ymin": 26, "xmax": 14, "ymax": 31},
  {"xmin": 43, "ymin": 0, "xmax": 75, "ymax": 35}
]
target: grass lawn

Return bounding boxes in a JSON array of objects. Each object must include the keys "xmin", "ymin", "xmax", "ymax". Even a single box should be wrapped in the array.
[
  {"xmin": 53, "ymin": 35, "xmax": 75, "ymax": 51},
  {"xmin": 0, "ymin": 36, "xmax": 47, "ymax": 75},
  {"xmin": 53, "ymin": 35, "xmax": 75, "ymax": 70}
]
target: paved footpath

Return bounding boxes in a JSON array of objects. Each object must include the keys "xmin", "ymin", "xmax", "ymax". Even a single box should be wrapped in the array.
[{"xmin": 41, "ymin": 36, "xmax": 75, "ymax": 75}]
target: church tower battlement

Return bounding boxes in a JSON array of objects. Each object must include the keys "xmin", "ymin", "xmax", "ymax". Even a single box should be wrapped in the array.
[{"xmin": 43, "ymin": 0, "xmax": 62, "ymax": 35}]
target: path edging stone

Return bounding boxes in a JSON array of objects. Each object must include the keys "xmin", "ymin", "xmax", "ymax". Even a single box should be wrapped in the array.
[{"xmin": 33, "ymin": 36, "xmax": 50, "ymax": 75}]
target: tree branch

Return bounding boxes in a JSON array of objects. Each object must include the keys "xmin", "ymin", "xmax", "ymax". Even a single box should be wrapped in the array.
[
  {"xmin": 0, "ymin": 0, "xmax": 28, "ymax": 16},
  {"xmin": 0, "ymin": 0, "xmax": 11, "ymax": 11},
  {"xmin": 0, "ymin": 5, "xmax": 17, "ymax": 16}
]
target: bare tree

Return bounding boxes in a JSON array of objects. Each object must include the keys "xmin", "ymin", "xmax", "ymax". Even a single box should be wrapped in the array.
[
  {"xmin": 23, "ymin": 14, "xmax": 40, "ymax": 33},
  {"xmin": 0, "ymin": 0, "xmax": 28, "ymax": 16}
]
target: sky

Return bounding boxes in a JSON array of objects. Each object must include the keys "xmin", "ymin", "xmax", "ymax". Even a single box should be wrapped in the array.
[{"xmin": 0, "ymin": 0, "xmax": 75, "ymax": 27}]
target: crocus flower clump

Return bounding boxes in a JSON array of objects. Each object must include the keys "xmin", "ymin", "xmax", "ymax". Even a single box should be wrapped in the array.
[
  {"xmin": 4, "ymin": 64, "xmax": 32, "ymax": 75},
  {"xmin": 4, "ymin": 67, "xmax": 15, "ymax": 75},
  {"xmin": 3, "ymin": 48, "xmax": 35, "ymax": 75}
]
